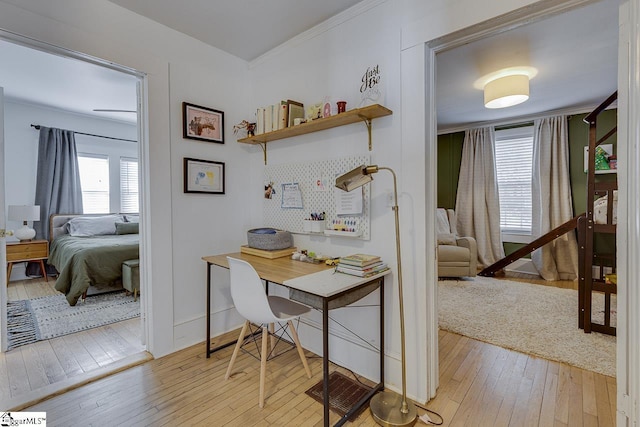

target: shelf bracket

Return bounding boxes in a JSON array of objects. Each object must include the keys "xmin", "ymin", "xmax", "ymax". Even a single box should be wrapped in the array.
[
  {"xmin": 359, "ymin": 115, "xmax": 373, "ymax": 151},
  {"xmin": 259, "ymin": 142, "xmax": 267, "ymax": 164}
]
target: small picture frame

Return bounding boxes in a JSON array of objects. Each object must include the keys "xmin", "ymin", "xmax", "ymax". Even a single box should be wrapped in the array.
[
  {"xmin": 184, "ymin": 157, "xmax": 225, "ymax": 194},
  {"xmin": 287, "ymin": 100, "xmax": 304, "ymax": 127},
  {"xmin": 183, "ymin": 102, "xmax": 224, "ymax": 143}
]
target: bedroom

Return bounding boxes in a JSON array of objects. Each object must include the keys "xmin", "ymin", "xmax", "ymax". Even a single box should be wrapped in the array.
[
  {"xmin": 1, "ymin": 38, "xmax": 144, "ymax": 400},
  {"xmin": 434, "ymin": 0, "xmax": 619, "ymax": 381}
]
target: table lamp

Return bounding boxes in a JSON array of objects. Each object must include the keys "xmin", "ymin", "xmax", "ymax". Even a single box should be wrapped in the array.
[
  {"xmin": 335, "ymin": 165, "xmax": 417, "ymax": 427},
  {"xmin": 8, "ymin": 205, "xmax": 40, "ymax": 241}
]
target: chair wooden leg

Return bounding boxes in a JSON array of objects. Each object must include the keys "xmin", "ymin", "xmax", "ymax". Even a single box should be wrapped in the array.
[
  {"xmin": 269, "ymin": 323, "xmax": 275, "ymax": 355},
  {"xmin": 259, "ymin": 325, "xmax": 268, "ymax": 408},
  {"xmin": 225, "ymin": 320, "xmax": 249, "ymax": 380},
  {"xmin": 288, "ymin": 320, "xmax": 311, "ymax": 378}
]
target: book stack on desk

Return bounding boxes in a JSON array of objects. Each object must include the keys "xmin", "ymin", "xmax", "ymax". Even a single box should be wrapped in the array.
[{"xmin": 336, "ymin": 254, "xmax": 389, "ymax": 277}]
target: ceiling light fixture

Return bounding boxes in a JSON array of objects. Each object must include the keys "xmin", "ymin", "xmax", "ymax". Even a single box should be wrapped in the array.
[{"xmin": 484, "ymin": 74, "xmax": 530, "ymax": 109}]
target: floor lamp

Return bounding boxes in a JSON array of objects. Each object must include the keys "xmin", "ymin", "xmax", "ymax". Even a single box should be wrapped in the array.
[{"xmin": 335, "ymin": 165, "xmax": 417, "ymax": 427}]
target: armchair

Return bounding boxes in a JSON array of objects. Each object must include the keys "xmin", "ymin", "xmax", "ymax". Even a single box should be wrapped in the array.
[{"xmin": 437, "ymin": 208, "xmax": 477, "ymax": 277}]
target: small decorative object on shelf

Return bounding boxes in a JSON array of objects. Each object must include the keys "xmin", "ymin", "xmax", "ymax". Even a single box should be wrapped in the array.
[
  {"xmin": 233, "ymin": 120, "xmax": 256, "ymax": 137},
  {"xmin": 337, "ymin": 101, "xmax": 347, "ymax": 113}
]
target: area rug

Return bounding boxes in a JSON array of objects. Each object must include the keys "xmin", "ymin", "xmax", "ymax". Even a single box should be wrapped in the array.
[
  {"xmin": 7, "ymin": 291, "xmax": 140, "ymax": 351},
  {"xmin": 438, "ymin": 276, "xmax": 616, "ymax": 377}
]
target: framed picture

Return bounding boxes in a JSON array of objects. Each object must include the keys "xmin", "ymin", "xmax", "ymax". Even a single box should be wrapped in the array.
[
  {"xmin": 184, "ymin": 157, "xmax": 225, "ymax": 194},
  {"xmin": 287, "ymin": 100, "xmax": 304, "ymax": 127},
  {"xmin": 183, "ymin": 102, "xmax": 224, "ymax": 143}
]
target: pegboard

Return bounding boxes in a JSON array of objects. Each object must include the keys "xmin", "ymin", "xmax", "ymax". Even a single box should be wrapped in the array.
[{"xmin": 264, "ymin": 155, "xmax": 371, "ymax": 240}]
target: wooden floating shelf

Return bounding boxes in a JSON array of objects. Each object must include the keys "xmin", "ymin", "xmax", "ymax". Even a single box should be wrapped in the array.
[{"xmin": 238, "ymin": 104, "xmax": 392, "ymax": 163}]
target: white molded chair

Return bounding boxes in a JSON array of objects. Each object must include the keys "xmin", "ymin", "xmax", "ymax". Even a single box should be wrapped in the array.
[{"xmin": 224, "ymin": 257, "xmax": 312, "ymax": 408}]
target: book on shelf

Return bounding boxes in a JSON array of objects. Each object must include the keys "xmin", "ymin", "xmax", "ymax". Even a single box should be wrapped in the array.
[
  {"xmin": 264, "ymin": 106, "xmax": 273, "ymax": 133},
  {"xmin": 338, "ymin": 253, "xmax": 381, "ymax": 267},
  {"xmin": 271, "ymin": 104, "xmax": 279, "ymax": 131},
  {"xmin": 255, "ymin": 107, "xmax": 264, "ymax": 135},
  {"xmin": 336, "ymin": 263, "xmax": 389, "ymax": 277},
  {"xmin": 278, "ymin": 100, "xmax": 288, "ymax": 130}
]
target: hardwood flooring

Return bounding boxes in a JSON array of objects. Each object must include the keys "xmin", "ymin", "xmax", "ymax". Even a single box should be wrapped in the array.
[
  {"xmin": 2, "ymin": 277, "xmax": 147, "ymax": 410},
  {"xmin": 21, "ymin": 328, "xmax": 616, "ymax": 426},
  {"xmin": 10, "ymin": 273, "xmax": 615, "ymax": 426}
]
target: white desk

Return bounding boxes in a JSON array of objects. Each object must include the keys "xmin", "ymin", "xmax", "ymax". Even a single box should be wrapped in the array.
[{"xmin": 203, "ymin": 252, "xmax": 389, "ymax": 427}]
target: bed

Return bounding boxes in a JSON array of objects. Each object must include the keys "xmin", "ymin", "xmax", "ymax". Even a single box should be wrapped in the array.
[{"xmin": 49, "ymin": 213, "xmax": 140, "ymax": 306}]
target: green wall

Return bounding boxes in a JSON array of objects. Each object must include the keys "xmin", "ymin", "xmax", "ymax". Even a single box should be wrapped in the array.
[
  {"xmin": 437, "ymin": 132, "xmax": 464, "ymax": 209},
  {"xmin": 437, "ymin": 109, "xmax": 618, "ymax": 257}
]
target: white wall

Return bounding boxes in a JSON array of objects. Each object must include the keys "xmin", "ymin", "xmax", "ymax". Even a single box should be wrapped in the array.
[
  {"xmin": 4, "ymin": 100, "xmax": 137, "ymax": 280},
  {"xmin": 248, "ymin": 0, "xmax": 409, "ymax": 397}
]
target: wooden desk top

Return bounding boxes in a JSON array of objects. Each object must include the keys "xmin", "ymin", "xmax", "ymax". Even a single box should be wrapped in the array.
[{"xmin": 202, "ymin": 252, "xmax": 332, "ymax": 285}]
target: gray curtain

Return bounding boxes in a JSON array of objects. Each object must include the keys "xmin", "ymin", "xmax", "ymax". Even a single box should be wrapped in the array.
[
  {"xmin": 33, "ymin": 126, "xmax": 83, "ymax": 240},
  {"xmin": 455, "ymin": 127, "xmax": 505, "ymax": 267},
  {"xmin": 531, "ymin": 115, "xmax": 579, "ymax": 280}
]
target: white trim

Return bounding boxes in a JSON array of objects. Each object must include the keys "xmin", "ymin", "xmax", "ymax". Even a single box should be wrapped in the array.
[
  {"xmin": 618, "ymin": 0, "xmax": 639, "ymax": 423},
  {"xmin": 249, "ymin": 0, "xmax": 387, "ymax": 68}
]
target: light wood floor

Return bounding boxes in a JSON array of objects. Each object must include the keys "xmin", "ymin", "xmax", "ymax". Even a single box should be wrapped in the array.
[
  {"xmin": 2, "ymin": 277, "xmax": 147, "ymax": 410},
  {"xmin": 19, "ymin": 328, "xmax": 616, "ymax": 426},
  {"xmin": 23, "ymin": 308, "xmax": 616, "ymax": 427},
  {"xmin": 13, "ymin": 273, "xmax": 615, "ymax": 426}
]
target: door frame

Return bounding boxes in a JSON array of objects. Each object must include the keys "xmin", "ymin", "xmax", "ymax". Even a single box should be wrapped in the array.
[
  {"xmin": 1, "ymin": 86, "xmax": 7, "ymax": 352},
  {"xmin": 0, "ymin": 31, "xmax": 150, "ymax": 352}
]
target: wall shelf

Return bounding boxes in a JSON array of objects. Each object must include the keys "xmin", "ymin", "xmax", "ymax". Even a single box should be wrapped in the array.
[{"xmin": 238, "ymin": 104, "xmax": 392, "ymax": 164}]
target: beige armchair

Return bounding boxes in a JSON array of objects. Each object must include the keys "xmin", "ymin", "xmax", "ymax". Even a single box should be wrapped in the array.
[{"xmin": 437, "ymin": 208, "xmax": 477, "ymax": 277}]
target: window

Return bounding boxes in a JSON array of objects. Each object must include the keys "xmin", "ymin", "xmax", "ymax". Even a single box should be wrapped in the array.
[
  {"xmin": 78, "ymin": 154, "xmax": 110, "ymax": 214},
  {"xmin": 494, "ymin": 126, "xmax": 534, "ymax": 238},
  {"xmin": 120, "ymin": 157, "xmax": 139, "ymax": 213}
]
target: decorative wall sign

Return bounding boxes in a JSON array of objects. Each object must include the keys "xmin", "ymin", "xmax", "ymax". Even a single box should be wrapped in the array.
[
  {"xmin": 358, "ymin": 64, "xmax": 383, "ymax": 107},
  {"xmin": 183, "ymin": 102, "xmax": 224, "ymax": 143}
]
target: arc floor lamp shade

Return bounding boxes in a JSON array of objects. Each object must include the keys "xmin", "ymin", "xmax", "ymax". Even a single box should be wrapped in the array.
[{"xmin": 484, "ymin": 74, "xmax": 530, "ymax": 109}]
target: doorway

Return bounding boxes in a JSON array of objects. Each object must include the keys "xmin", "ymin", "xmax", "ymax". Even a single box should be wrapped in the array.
[
  {"xmin": 0, "ymin": 33, "xmax": 149, "ymax": 406},
  {"xmin": 434, "ymin": 0, "xmax": 618, "ymax": 374}
]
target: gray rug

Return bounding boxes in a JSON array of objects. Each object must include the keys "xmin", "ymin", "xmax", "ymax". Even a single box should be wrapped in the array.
[
  {"xmin": 7, "ymin": 291, "xmax": 140, "ymax": 351},
  {"xmin": 438, "ymin": 276, "xmax": 616, "ymax": 377}
]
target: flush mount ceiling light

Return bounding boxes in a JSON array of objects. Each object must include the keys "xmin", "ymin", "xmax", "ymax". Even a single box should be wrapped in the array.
[
  {"xmin": 484, "ymin": 74, "xmax": 529, "ymax": 109},
  {"xmin": 474, "ymin": 66, "xmax": 538, "ymax": 109}
]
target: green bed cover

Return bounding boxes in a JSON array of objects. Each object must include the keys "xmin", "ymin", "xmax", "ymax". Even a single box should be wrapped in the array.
[{"xmin": 49, "ymin": 234, "xmax": 140, "ymax": 306}]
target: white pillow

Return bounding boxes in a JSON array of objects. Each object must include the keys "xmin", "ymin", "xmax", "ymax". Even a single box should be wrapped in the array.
[
  {"xmin": 124, "ymin": 214, "xmax": 139, "ymax": 223},
  {"xmin": 68, "ymin": 215, "xmax": 123, "ymax": 237}
]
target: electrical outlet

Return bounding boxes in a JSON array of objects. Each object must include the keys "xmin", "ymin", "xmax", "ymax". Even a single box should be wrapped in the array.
[{"xmin": 386, "ymin": 191, "xmax": 395, "ymax": 207}]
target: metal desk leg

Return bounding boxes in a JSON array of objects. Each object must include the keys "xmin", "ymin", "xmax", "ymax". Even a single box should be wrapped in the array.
[
  {"xmin": 206, "ymin": 262, "xmax": 211, "ymax": 358},
  {"xmin": 323, "ymin": 298, "xmax": 330, "ymax": 427},
  {"xmin": 380, "ymin": 276, "xmax": 384, "ymax": 383}
]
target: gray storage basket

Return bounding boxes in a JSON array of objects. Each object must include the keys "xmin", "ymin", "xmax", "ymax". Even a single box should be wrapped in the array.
[{"xmin": 247, "ymin": 228, "xmax": 293, "ymax": 250}]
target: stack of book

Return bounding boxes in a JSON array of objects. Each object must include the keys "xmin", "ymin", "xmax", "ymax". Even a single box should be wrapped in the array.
[
  {"xmin": 255, "ymin": 100, "xmax": 304, "ymax": 135},
  {"xmin": 336, "ymin": 254, "xmax": 389, "ymax": 277}
]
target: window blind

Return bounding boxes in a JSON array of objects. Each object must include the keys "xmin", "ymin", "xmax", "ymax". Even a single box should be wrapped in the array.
[
  {"xmin": 78, "ymin": 154, "xmax": 110, "ymax": 214},
  {"xmin": 494, "ymin": 127, "xmax": 534, "ymax": 234},
  {"xmin": 120, "ymin": 157, "xmax": 139, "ymax": 213}
]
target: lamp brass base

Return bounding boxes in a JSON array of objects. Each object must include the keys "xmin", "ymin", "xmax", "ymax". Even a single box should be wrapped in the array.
[{"xmin": 370, "ymin": 391, "xmax": 417, "ymax": 427}]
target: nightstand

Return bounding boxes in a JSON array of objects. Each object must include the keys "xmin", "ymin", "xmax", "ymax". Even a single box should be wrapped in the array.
[{"xmin": 6, "ymin": 239, "xmax": 49, "ymax": 283}]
